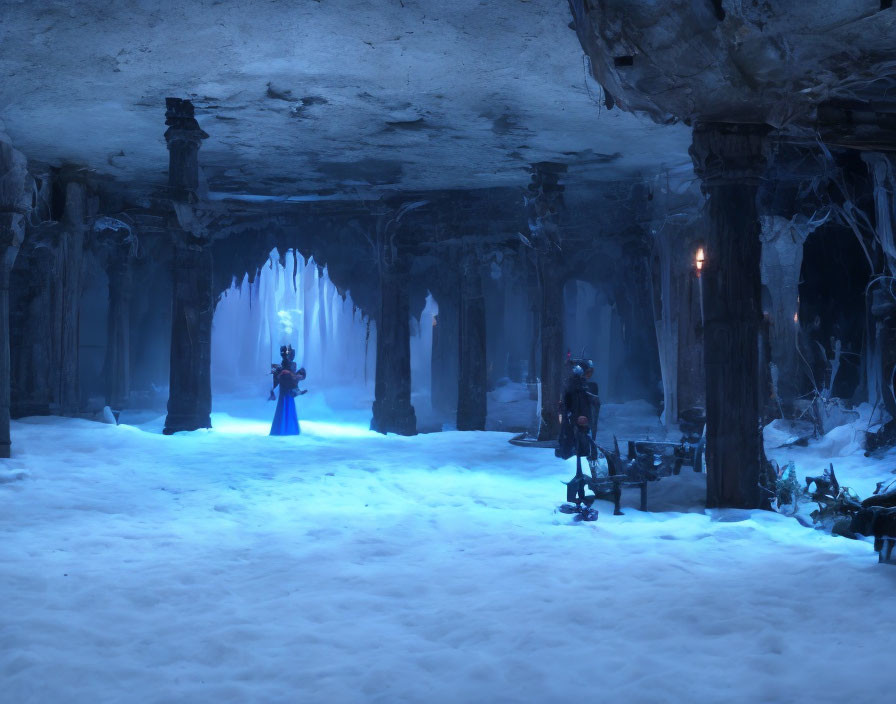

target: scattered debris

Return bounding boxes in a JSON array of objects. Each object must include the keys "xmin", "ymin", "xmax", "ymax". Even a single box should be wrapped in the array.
[
  {"xmin": 774, "ymin": 461, "xmax": 801, "ymax": 515},
  {"xmin": 796, "ymin": 463, "xmax": 896, "ymax": 564}
]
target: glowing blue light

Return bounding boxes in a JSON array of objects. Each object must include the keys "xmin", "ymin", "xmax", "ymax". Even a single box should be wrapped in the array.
[
  {"xmin": 209, "ymin": 413, "xmax": 373, "ymax": 439},
  {"xmin": 211, "ymin": 415, "xmax": 270, "ymax": 435},
  {"xmin": 302, "ymin": 420, "xmax": 374, "ymax": 439}
]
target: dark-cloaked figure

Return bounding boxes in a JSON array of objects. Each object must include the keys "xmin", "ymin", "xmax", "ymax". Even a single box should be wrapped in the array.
[
  {"xmin": 268, "ymin": 344, "xmax": 307, "ymax": 436},
  {"xmin": 582, "ymin": 359, "xmax": 601, "ymax": 437},
  {"xmin": 556, "ymin": 364, "xmax": 598, "ymax": 521}
]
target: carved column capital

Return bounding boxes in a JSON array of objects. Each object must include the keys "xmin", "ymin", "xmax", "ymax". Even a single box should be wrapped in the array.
[
  {"xmin": 689, "ymin": 122, "xmax": 772, "ymax": 188},
  {"xmin": 0, "ymin": 212, "xmax": 25, "ymax": 249},
  {"xmin": 164, "ymin": 98, "xmax": 209, "ymax": 147},
  {"xmin": 0, "ymin": 214, "xmax": 25, "ymax": 283},
  {"xmin": 1, "ymin": 136, "xmax": 29, "ymax": 271},
  {"xmin": 94, "ymin": 216, "xmax": 137, "ymax": 259},
  {"xmin": 164, "ymin": 98, "xmax": 208, "ymax": 201},
  {"xmin": 526, "ymin": 162, "xmax": 567, "ymax": 253}
]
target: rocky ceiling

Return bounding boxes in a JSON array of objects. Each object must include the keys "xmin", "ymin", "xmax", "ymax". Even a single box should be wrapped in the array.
[
  {"xmin": 571, "ymin": 1, "xmax": 896, "ymax": 127},
  {"xmin": 0, "ymin": 0, "xmax": 692, "ymax": 197}
]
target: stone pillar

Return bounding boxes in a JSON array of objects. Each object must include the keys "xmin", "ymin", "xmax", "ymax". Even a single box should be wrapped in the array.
[
  {"xmin": 1, "ymin": 225, "xmax": 23, "ymax": 458},
  {"xmin": 57, "ymin": 181, "xmax": 87, "ymax": 416},
  {"xmin": 457, "ymin": 247, "xmax": 487, "ymax": 431},
  {"xmin": 526, "ymin": 259, "xmax": 540, "ymax": 385},
  {"xmin": 504, "ymin": 275, "xmax": 526, "ymax": 383},
  {"xmin": 484, "ymin": 274, "xmax": 505, "ymax": 385},
  {"xmin": 527, "ymin": 163, "xmax": 567, "ymax": 441},
  {"xmin": 0, "ymin": 137, "xmax": 28, "ymax": 457},
  {"xmin": 690, "ymin": 122, "xmax": 771, "ymax": 509},
  {"xmin": 162, "ymin": 98, "xmax": 213, "ymax": 434},
  {"xmin": 10, "ymin": 238, "xmax": 55, "ymax": 417},
  {"xmin": 164, "ymin": 234, "xmax": 213, "ymax": 433},
  {"xmin": 537, "ymin": 253, "xmax": 564, "ymax": 440},
  {"xmin": 100, "ymin": 225, "xmax": 135, "ymax": 409},
  {"xmin": 431, "ymin": 289, "xmax": 459, "ymax": 415},
  {"xmin": 370, "ymin": 252, "xmax": 417, "ymax": 435},
  {"xmin": 614, "ymin": 243, "xmax": 661, "ymax": 402},
  {"xmin": 164, "ymin": 98, "xmax": 207, "ymax": 202}
]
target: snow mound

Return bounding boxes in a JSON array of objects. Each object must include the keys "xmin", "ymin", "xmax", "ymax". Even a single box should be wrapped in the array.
[
  {"xmin": 0, "ymin": 466, "xmax": 27, "ymax": 483},
  {"xmin": 763, "ymin": 418, "xmax": 814, "ymax": 448}
]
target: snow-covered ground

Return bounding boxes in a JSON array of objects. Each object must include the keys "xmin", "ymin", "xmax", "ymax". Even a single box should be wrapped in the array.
[{"xmin": 2, "ymin": 394, "xmax": 894, "ymax": 704}]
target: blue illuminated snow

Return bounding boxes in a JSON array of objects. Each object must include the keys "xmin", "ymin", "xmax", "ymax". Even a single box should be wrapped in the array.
[{"xmin": 1, "ymin": 394, "xmax": 893, "ymax": 704}]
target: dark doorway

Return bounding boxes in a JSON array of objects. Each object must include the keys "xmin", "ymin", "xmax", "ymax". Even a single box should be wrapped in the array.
[{"xmin": 798, "ymin": 224, "xmax": 868, "ymax": 400}]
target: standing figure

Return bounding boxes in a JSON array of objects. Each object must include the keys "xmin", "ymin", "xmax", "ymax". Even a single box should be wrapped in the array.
[
  {"xmin": 560, "ymin": 365, "xmax": 599, "ymax": 466},
  {"xmin": 556, "ymin": 364, "xmax": 604, "ymax": 519},
  {"xmin": 582, "ymin": 359, "xmax": 601, "ymax": 437},
  {"xmin": 269, "ymin": 344, "xmax": 307, "ymax": 436}
]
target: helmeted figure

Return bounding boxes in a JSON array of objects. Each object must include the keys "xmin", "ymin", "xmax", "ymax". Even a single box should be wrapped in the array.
[
  {"xmin": 556, "ymin": 363, "xmax": 603, "ymax": 518},
  {"xmin": 558, "ymin": 364, "xmax": 599, "ymax": 464},
  {"xmin": 269, "ymin": 344, "xmax": 307, "ymax": 436},
  {"xmin": 582, "ymin": 359, "xmax": 601, "ymax": 437}
]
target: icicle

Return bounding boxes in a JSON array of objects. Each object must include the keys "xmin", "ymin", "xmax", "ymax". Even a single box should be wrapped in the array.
[
  {"xmin": 318, "ymin": 268, "xmax": 329, "ymax": 380},
  {"xmin": 324, "ymin": 279, "xmax": 334, "ymax": 380},
  {"xmin": 210, "ymin": 250, "xmax": 375, "ymax": 395},
  {"xmin": 364, "ymin": 317, "xmax": 371, "ymax": 386},
  {"xmin": 863, "ymin": 153, "xmax": 896, "ymax": 271},
  {"xmin": 292, "ymin": 249, "xmax": 298, "ymax": 292}
]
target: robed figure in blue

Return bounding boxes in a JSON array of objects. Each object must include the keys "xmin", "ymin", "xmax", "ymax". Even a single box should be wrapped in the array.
[{"xmin": 269, "ymin": 344, "xmax": 307, "ymax": 436}]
